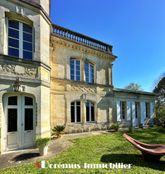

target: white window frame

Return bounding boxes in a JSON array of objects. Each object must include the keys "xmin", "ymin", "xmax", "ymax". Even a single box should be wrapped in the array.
[
  {"xmin": 85, "ymin": 62, "xmax": 94, "ymax": 83},
  {"xmin": 70, "ymin": 59, "xmax": 80, "ymax": 81},
  {"xmin": 7, "ymin": 19, "xmax": 33, "ymax": 59},
  {"xmin": 71, "ymin": 101, "xmax": 81, "ymax": 123},
  {"xmin": 86, "ymin": 101, "xmax": 95, "ymax": 122}
]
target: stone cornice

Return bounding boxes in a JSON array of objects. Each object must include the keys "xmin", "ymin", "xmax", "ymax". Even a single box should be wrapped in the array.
[
  {"xmin": 51, "ymin": 36, "xmax": 116, "ymax": 62},
  {"xmin": 51, "ymin": 77, "xmax": 114, "ymax": 89}
]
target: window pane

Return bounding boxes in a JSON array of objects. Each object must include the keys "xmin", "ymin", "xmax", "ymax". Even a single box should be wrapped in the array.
[
  {"xmin": 71, "ymin": 69, "xmax": 74, "ymax": 75},
  {"xmin": 23, "ymin": 51, "xmax": 32, "ymax": 60},
  {"xmin": 71, "ymin": 75, "xmax": 74, "ymax": 80},
  {"xmin": 71, "ymin": 105, "xmax": 75, "ymax": 122},
  {"xmin": 8, "ymin": 38, "xmax": 19, "ymax": 48},
  {"xmin": 23, "ymin": 24, "xmax": 32, "ymax": 33},
  {"xmin": 8, "ymin": 20, "xmax": 19, "ymax": 29},
  {"xmin": 25, "ymin": 109, "xmax": 33, "ymax": 130},
  {"xmin": 76, "ymin": 60, "xmax": 80, "ymax": 66},
  {"xmin": 8, "ymin": 28, "xmax": 19, "ymax": 38},
  {"xmin": 86, "ymin": 103, "xmax": 89, "ymax": 122},
  {"xmin": 91, "ymin": 105, "xmax": 95, "ymax": 121},
  {"xmin": 8, "ymin": 47, "xmax": 19, "ymax": 57},
  {"xmin": 8, "ymin": 96, "xmax": 17, "ymax": 105},
  {"xmin": 25, "ymin": 97, "xmax": 33, "ymax": 105},
  {"xmin": 23, "ymin": 41, "xmax": 32, "ymax": 51},
  {"xmin": 76, "ymin": 101, "xmax": 80, "ymax": 106},
  {"xmin": 23, "ymin": 33, "xmax": 32, "ymax": 42},
  {"xmin": 76, "ymin": 75, "xmax": 80, "ymax": 81},
  {"xmin": 8, "ymin": 109, "xmax": 17, "ymax": 132},
  {"xmin": 70, "ymin": 60, "xmax": 74, "ymax": 65},
  {"xmin": 77, "ymin": 106, "xmax": 81, "ymax": 122}
]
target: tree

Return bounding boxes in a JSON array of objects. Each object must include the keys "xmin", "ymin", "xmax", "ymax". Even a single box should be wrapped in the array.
[
  {"xmin": 153, "ymin": 75, "xmax": 165, "ymax": 127},
  {"xmin": 125, "ymin": 83, "xmax": 142, "ymax": 91}
]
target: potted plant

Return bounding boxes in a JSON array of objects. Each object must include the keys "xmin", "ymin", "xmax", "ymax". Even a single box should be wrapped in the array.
[
  {"xmin": 52, "ymin": 125, "xmax": 65, "ymax": 138},
  {"xmin": 35, "ymin": 138, "xmax": 51, "ymax": 156}
]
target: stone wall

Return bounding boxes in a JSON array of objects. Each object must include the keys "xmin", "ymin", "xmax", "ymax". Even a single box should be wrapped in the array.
[
  {"xmin": 50, "ymin": 35, "xmax": 116, "ymax": 133},
  {"xmin": 0, "ymin": 0, "xmax": 51, "ymax": 153}
]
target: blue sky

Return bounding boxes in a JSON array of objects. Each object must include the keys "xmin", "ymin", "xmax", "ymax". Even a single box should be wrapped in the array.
[{"xmin": 50, "ymin": 0, "xmax": 165, "ymax": 92}]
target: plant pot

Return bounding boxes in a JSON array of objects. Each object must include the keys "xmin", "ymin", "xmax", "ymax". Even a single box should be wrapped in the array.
[{"xmin": 39, "ymin": 145, "xmax": 48, "ymax": 156}]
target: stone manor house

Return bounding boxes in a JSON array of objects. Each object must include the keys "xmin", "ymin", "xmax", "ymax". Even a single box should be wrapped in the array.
[{"xmin": 0, "ymin": 0, "xmax": 155, "ymax": 153}]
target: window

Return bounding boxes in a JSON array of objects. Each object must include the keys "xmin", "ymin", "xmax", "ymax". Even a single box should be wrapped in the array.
[
  {"xmin": 120, "ymin": 101, "xmax": 126, "ymax": 119},
  {"xmin": 71, "ymin": 101, "xmax": 81, "ymax": 122},
  {"xmin": 8, "ymin": 96, "xmax": 17, "ymax": 105},
  {"xmin": 86, "ymin": 101, "xmax": 95, "ymax": 122},
  {"xmin": 135, "ymin": 102, "xmax": 139, "ymax": 119},
  {"xmin": 8, "ymin": 109, "xmax": 17, "ymax": 132},
  {"xmin": 25, "ymin": 96, "xmax": 33, "ymax": 106},
  {"xmin": 70, "ymin": 59, "xmax": 80, "ymax": 81},
  {"xmin": 8, "ymin": 20, "xmax": 33, "ymax": 60},
  {"xmin": 146, "ymin": 102, "xmax": 150, "ymax": 118},
  {"xmin": 25, "ymin": 108, "xmax": 33, "ymax": 130},
  {"xmin": 85, "ymin": 62, "xmax": 94, "ymax": 83}
]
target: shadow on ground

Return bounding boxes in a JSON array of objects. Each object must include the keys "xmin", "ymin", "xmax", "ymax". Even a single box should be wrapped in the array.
[
  {"xmin": 101, "ymin": 153, "xmax": 165, "ymax": 171},
  {"xmin": 12, "ymin": 153, "xmax": 40, "ymax": 162}
]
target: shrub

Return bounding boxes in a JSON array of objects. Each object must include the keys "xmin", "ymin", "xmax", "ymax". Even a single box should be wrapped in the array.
[
  {"xmin": 52, "ymin": 125, "xmax": 65, "ymax": 138},
  {"xmin": 156, "ymin": 105, "xmax": 165, "ymax": 128},
  {"xmin": 110, "ymin": 123, "xmax": 119, "ymax": 131},
  {"xmin": 35, "ymin": 138, "xmax": 51, "ymax": 147}
]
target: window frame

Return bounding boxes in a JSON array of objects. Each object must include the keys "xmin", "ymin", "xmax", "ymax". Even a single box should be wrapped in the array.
[
  {"xmin": 70, "ymin": 58, "xmax": 81, "ymax": 81},
  {"xmin": 145, "ymin": 102, "xmax": 150, "ymax": 118},
  {"xmin": 120, "ymin": 101, "xmax": 126, "ymax": 120},
  {"xmin": 86, "ymin": 101, "xmax": 95, "ymax": 122},
  {"xmin": 70, "ymin": 101, "xmax": 81, "ymax": 123},
  {"xmin": 85, "ymin": 62, "xmax": 94, "ymax": 84},
  {"xmin": 7, "ymin": 18, "xmax": 33, "ymax": 60}
]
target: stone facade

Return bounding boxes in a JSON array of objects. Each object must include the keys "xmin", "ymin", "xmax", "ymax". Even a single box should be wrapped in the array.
[
  {"xmin": 0, "ymin": 0, "xmax": 156, "ymax": 153},
  {"xmin": 0, "ymin": 0, "xmax": 51, "ymax": 153},
  {"xmin": 50, "ymin": 35, "xmax": 116, "ymax": 133}
]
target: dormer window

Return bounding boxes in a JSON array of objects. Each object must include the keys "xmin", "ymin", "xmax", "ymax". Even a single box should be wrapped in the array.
[{"xmin": 8, "ymin": 20, "xmax": 33, "ymax": 60}]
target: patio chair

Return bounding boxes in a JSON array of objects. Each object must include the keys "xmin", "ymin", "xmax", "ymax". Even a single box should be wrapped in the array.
[{"xmin": 123, "ymin": 133, "xmax": 165, "ymax": 161}]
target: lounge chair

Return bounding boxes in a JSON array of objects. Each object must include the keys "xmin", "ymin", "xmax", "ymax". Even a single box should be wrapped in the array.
[{"xmin": 123, "ymin": 133, "xmax": 165, "ymax": 161}]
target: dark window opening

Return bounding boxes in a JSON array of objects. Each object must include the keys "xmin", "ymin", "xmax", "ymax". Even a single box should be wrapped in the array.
[
  {"xmin": 8, "ymin": 96, "xmax": 17, "ymax": 105},
  {"xmin": 8, "ymin": 109, "xmax": 17, "ymax": 132},
  {"xmin": 25, "ymin": 96, "xmax": 33, "ymax": 106},
  {"xmin": 71, "ymin": 101, "xmax": 81, "ymax": 122},
  {"xmin": 25, "ymin": 109, "xmax": 33, "ymax": 130}
]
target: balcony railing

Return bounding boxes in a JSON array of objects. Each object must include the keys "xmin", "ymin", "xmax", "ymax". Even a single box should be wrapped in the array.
[{"xmin": 52, "ymin": 24, "xmax": 112, "ymax": 54}]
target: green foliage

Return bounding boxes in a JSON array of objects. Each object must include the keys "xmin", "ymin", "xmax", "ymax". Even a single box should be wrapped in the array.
[
  {"xmin": 153, "ymin": 74, "xmax": 165, "ymax": 128},
  {"xmin": 52, "ymin": 125, "xmax": 65, "ymax": 137},
  {"xmin": 125, "ymin": 83, "xmax": 142, "ymax": 91},
  {"xmin": 110, "ymin": 122, "xmax": 119, "ymax": 131},
  {"xmin": 155, "ymin": 105, "xmax": 165, "ymax": 128},
  {"xmin": 35, "ymin": 138, "xmax": 50, "ymax": 147}
]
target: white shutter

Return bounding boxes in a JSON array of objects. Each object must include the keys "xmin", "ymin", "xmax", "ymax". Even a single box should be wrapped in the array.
[
  {"xmin": 140, "ymin": 102, "xmax": 146, "ymax": 124},
  {"xmin": 127, "ymin": 101, "xmax": 131, "ymax": 121},
  {"xmin": 117, "ymin": 101, "xmax": 121, "ymax": 121},
  {"xmin": 132, "ymin": 102, "xmax": 136, "ymax": 126}
]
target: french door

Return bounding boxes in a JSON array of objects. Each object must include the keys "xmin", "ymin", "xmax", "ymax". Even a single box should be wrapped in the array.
[{"xmin": 5, "ymin": 94, "xmax": 35, "ymax": 150}]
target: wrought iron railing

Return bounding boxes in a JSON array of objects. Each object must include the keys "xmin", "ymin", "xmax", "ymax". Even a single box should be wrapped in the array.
[{"xmin": 52, "ymin": 24, "xmax": 112, "ymax": 54}]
